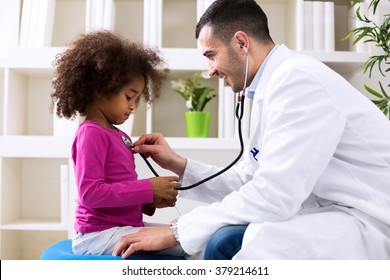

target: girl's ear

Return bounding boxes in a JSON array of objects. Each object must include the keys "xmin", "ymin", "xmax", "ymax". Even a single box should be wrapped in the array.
[{"xmin": 95, "ymin": 91, "xmax": 105, "ymax": 100}]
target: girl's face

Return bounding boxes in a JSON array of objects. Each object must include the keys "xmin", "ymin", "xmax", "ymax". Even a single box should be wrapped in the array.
[{"xmin": 97, "ymin": 74, "xmax": 145, "ymax": 126}]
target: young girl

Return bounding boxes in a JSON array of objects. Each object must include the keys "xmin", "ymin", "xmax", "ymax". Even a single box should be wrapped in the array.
[{"xmin": 51, "ymin": 31, "xmax": 182, "ymax": 256}]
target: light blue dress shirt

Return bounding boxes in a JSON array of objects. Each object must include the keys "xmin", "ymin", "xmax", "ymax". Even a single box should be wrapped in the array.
[{"xmin": 246, "ymin": 44, "xmax": 279, "ymax": 100}]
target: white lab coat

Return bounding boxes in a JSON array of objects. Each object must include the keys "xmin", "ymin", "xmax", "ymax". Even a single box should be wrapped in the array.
[{"xmin": 178, "ymin": 45, "xmax": 390, "ymax": 259}]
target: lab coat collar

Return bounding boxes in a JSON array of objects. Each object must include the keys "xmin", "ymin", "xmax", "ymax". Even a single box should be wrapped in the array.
[
  {"xmin": 247, "ymin": 44, "xmax": 280, "ymax": 99},
  {"xmin": 253, "ymin": 44, "xmax": 292, "ymax": 102}
]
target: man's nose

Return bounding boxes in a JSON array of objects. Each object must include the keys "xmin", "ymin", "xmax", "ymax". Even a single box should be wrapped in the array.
[{"xmin": 208, "ymin": 64, "xmax": 217, "ymax": 77}]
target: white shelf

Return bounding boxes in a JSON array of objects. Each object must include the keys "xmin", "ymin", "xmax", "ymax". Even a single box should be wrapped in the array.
[
  {"xmin": 0, "ymin": 219, "xmax": 67, "ymax": 231},
  {"xmin": 163, "ymin": 48, "xmax": 207, "ymax": 70},
  {"xmin": 302, "ymin": 50, "xmax": 369, "ymax": 73},
  {"xmin": 0, "ymin": 136, "xmax": 72, "ymax": 158},
  {"xmin": 5, "ymin": 47, "xmax": 65, "ymax": 69},
  {"xmin": 2, "ymin": 47, "xmax": 368, "ymax": 73}
]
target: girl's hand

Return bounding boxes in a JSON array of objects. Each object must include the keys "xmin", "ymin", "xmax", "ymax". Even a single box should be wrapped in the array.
[{"xmin": 150, "ymin": 176, "xmax": 179, "ymax": 207}]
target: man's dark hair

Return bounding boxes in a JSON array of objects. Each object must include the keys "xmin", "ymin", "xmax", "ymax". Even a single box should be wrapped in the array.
[{"xmin": 195, "ymin": 0, "xmax": 273, "ymax": 45}]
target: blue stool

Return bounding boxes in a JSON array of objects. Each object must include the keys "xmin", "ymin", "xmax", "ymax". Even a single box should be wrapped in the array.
[{"xmin": 40, "ymin": 239, "xmax": 185, "ymax": 260}]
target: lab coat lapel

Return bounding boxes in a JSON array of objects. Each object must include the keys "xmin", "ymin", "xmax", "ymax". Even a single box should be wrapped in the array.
[{"xmin": 249, "ymin": 45, "xmax": 292, "ymax": 141}]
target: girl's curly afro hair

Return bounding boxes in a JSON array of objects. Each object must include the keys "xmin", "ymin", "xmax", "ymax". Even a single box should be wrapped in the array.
[{"xmin": 51, "ymin": 30, "xmax": 169, "ymax": 119}]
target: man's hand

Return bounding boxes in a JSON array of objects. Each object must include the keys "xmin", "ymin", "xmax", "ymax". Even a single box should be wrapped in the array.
[
  {"xmin": 112, "ymin": 226, "xmax": 177, "ymax": 258},
  {"xmin": 133, "ymin": 133, "xmax": 187, "ymax": 176}
]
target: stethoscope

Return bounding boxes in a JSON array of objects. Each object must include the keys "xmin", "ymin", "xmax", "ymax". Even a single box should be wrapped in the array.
[{"xmin": 124, "ymin": 45, "xmax": 249, "ymax": 191}]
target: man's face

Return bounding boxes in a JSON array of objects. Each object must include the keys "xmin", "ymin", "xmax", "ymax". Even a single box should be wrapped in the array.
[{"xmin": 198, "ymin": 25, "xmax": 246, "ymax": 93}]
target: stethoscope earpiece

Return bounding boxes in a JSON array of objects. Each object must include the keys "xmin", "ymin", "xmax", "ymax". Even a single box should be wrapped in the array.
[{"xmin": 239, "ymin": 42, "xmax": 248, "ymax": 52}]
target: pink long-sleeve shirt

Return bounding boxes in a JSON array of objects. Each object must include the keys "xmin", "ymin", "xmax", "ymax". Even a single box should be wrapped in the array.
[{"xmin": 72, "ymin": 120, "xmax": 154, "ymax": 233}]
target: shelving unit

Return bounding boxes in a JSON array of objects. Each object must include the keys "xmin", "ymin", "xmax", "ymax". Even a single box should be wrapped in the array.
[{"xmin": 0, "ymin": 0, "xmax": 372, "ymax": 259}]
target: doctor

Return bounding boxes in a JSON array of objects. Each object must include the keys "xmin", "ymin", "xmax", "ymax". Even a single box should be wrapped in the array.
[{"xmin": 113, "ymin": 0, "xmax": 390, "ymax": 259}]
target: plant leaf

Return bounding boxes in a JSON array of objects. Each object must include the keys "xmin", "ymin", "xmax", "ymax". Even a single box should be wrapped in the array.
[
  {"xmin": 365, "ymin": 84, "xmax": 384, "ymax": 98},
  {"xmin": 377, "ymin": 81, "xmax": 387, "ymax": 97},
  {"xmin": 353, "ymin": 28, "xmax": 372, "ymax": 45}
]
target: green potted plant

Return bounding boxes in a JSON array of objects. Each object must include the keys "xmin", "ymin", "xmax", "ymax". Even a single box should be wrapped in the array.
[
  {"xmin": 344, "ymin": 0, "xmax": 390, "ymax": 119},
  {"xmin": 171, "ymin": 72, "xmax": 217, "ymax": 137}
]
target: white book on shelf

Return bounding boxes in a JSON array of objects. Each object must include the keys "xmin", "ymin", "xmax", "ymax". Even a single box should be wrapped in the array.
[
  {"xmin": 19, "ymin": 0, "xmax": 33, "ymax": 47},
  {"xmin": 223, "ymin": 86, "xmax": 236, "ymax": 139},
  {"xmin": 149, "ymin": 0, "xmax": 160, "ymax": 46},
  {"xmin": 144, "ymin": 0, "xmax": 151, "ymax": 43},
  {"xmin": 0, "ymin": 0, "xmax": 15, "ymax": 56},
  {"xmin": 294, "ymin": 0, "xmax": 304, "ymax": 51},
  {"xmin": 144, "ymin": 0, "xmax": 162, "ymax": 47},
  {"xmin": 303, "ymin": 1, "xmax": 314, "ymax": 51},
  {"xmin": 324, "ymin": 1, "xmax": 335, "ymax": 52},
  {"xmin": 86, "ymin": 0, "xmax": 104, "ymax": 31},
  {"xmin": 197, "ymin": 0, "xmax": 205, "ymax": 22},
  {"xmin": 41, "ymin": 0, "xmax": 56, "ymax": 46},
  {"xmin": 197, "ymin": 0, "xmax": 214, "ymax": 48},
  {"xmin": 197, "ymin": 0, "xmax": 214, "ymax": 20},
  {"xmin": 85, "ymin": 0, "xmax": 94, "ymax": 31},
  {"xmin": 86, "ymin": 0, "xmax": 115, "ymax": 31},
  {"xmin": 94, "ymin": 0, "xmax": 105, "ymax": 29},
  {"xmin": 19, "ymin": 0, "xmax": 56, "ymax": 47},
  {"xmin": 103, "ymin": 0, "xmax": 115, "ymax": 30},
  {"xmin": 204, "ymin": 0, "xmax": 215, "ymax": 10},
  {"xmin": 196, "ymin": 0, "xmax": 205, "ymax": 49},
  {"xmin": 348, "ymin": 2, "xmax": 369, "ymax": 53},
  {"xmin": 312, "ymin": 1, "xmax": 325, "ymax": 51},
  {"xmin": 85, "ymin": 0, "xmax": 91, "ymax": 30}
]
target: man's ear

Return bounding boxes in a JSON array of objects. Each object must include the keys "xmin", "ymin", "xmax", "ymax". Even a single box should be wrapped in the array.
[{"xmin": 234, "ymin": 31, "xmax": 249, "ymax": 51}]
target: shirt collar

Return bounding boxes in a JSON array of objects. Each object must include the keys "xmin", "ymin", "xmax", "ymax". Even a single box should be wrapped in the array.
[{"xmin": 246, "ymin": 44, "xmax": 279, "ymax": 100}]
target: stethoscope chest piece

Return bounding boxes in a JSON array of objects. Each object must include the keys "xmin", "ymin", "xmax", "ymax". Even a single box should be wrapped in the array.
[{"xmin": 122, "ymin": 135, "xmax": 134, "ymax": 150}]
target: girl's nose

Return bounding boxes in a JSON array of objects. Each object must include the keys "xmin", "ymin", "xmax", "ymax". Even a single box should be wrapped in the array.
[{"xmin": 129, "ymin": 100, "xmax": 136, "ymax": 111}]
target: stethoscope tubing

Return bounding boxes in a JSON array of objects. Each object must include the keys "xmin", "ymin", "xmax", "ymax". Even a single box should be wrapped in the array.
[
  {"xmin": 139, "ymin": 46, "xmax": 250, "ymax": 190},
  {"xmin": 138, "ymin": 98, "xmax": 245, "ymax": 190}
]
